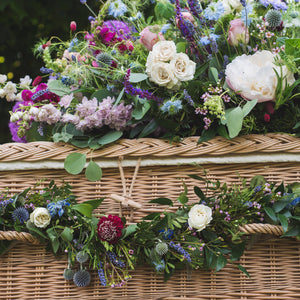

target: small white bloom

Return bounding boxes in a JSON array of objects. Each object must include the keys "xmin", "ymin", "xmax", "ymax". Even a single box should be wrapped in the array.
[
  {"xmin": 5, "ymin": 93, "xmax": 16, "ymax": 102},
  {"xmin": 10, "ymin": 111, "xmax": 23, "ymax": 122},
  {"xmin": 188, "ymin": 204, "xmax": 212, "ymax": 232},
  {"xmin": 3, "ymin": 81, "xmax": 17, "ymax": 95},
  {"xmin": 0, "ymin": 74, "xmax": 7, "ymax": 84},
  {"xmin": 170, "ymin": 53, "xmax": 196, "ymax": 81},
  {"xmin": 19, "ymin": 75, "xmax": 32, "ymax": 89},
  {"xmin": 30, "ymin": 207, "xmax": 51, "ymax": 228}
]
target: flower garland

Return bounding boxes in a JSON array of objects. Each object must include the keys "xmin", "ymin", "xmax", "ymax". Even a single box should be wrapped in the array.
[{"xmin": 1, "ymin": 174, "xmax": 300, "ymax": 287}]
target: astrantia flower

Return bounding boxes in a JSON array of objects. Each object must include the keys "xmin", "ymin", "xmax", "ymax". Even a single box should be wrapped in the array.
[
  {"xmin": 108, "ymin": 0, "xmax": 128, "ymax": 17},
  {"xmin": 12, "ymin": 207, "xmax": 29, "ymax": 224},
  {"xmin": 203, "ymin": 2, "xmax": 225, "ymax": 20},
  {"xmin": 97, "ymin": 215, "xmax": 124, "ymax": 244}
]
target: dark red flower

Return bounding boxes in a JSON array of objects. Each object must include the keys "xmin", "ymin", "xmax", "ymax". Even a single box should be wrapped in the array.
[
  {"xmin": 264, "ymin": 113, "xmax": 271, "ymax": 122},
  {"xmin": 97, "ymin": 215, "xmax": 124, "ymax": 244}
]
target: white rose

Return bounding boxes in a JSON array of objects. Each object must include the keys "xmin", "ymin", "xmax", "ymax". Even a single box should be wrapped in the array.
[
  {"xmin": 151, "ymin": 41, "xmax": 177, "ymax": 62},
  {"xmin": 225, "ymin": 50, "xmax": 295, "ymax": 103},
  {"xmin": 170, "ymin": 53, "xmax": 196, "ymax": 81},
  {"xmin": 148, "ymin": 62, "xmax": 180, "ymax": 89},
  {"xmin": 30, "ymin": 207, "xmax": 51, "ymax": 228},
  {"xmin": 188, "ymin": 204, "xmax": 212, "ymax": 232}
]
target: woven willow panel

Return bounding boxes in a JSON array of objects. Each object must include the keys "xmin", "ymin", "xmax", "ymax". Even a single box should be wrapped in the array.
[{"xmin": 0, "ymin": 134, "xmax": 300, "ymax": 299}]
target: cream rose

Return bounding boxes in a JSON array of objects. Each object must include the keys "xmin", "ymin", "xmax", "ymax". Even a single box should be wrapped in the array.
[
  {"xmin": 151, "ymin": 41, "xmax": 177, "ymax": 62},
  {"xmin": 30, "ymin": 207, "xmax": 51, "ymax": 228},
  {"xmin": 188, "ymin": 204, "xmax": 212, "ymax": 232},
  {"xmin": 225, "ymin": 50, "xmax": 295, "ymax": 103},
  {"xmin": 148, "ymin": 61, "xmax": 180, "ymax": 89},
  {"xmin": 170, "ymin": 53, "xmax": 196, "ymax": 81}
]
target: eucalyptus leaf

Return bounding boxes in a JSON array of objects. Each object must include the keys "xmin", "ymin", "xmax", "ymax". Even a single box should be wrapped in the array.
[
  {"xmin": 64, "ymin": 153, "xmax": 86, "ymax": 175},
  {"xmin": 132, "ymin": 102, "xmax": 151, "ymax": 120},
  {"xmin": 61, "ymin": 227, "xmax": 73, "ymax": 242},
  {"xmin": 208, "ymin": 67, "xmax": 219, "ymax": 83},
  {"xmin": 224, "ymin": 107, "xmax": 243, "ymax": 138},
  {"xmin": 98, "ymin": 131, "xmax": 123, "ymax": 145},
  {"xmin": 242, "ymin": 99, "xmax": 257, "ymax": 117},
  {"xmin": 85, "ymin": 161, "xmax": 102, "ymax": 182},
  {"xmin": 129, "ymin": 73, "xmax": 148, "ymax": 83},
  {"xmin": 122, "ymin": 224, "xmax": 137, "ymax": 239},
  {"xmin": 47, "ymin": 80, "xmax": 71, "ymax": 96}
]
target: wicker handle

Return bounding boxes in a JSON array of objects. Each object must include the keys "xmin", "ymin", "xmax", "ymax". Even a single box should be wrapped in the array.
[
  {"xmin": 0, "ymin": 224, "xmax": 284, "ymax": 246},
  {"xmin": 0, "ymin": 231, "xmax": 40, "ymax": 245},
  {"xmin": 239, "ymin": 223, "xmax": 284, "ymax": 236}
]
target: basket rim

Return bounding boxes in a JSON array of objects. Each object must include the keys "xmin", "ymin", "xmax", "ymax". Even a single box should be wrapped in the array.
[
  {"xmin": 0, "ymin": 133, "xmax": 299, "ymax": 162},
  {"xmin": 0, "ymin": 223, "xmax": 284, "ymax": 245}
]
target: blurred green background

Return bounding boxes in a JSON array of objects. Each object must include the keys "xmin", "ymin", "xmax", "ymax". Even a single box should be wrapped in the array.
[{"xmin": 0, "ymin": 0, "xmax": 98, "ymax": 144}]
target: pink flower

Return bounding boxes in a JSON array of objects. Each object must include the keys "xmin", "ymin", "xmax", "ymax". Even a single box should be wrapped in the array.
[
  {"xmin": 139, "ymin": 26, "xmax": 165, "ymax": 51},
  {"xmin": 70, "ymin": 21, "xmax": 77, "ymax": 32},
  {"xmin": 228, "ymin": 19, "xmax": 249, "ymax": 46},
  {"xmin": 97, "ymin": 215, "xmax": 124, "ymax": 244},
  {"xmin": 126, "ymin": 40, "xmax": 134, "ymax": 51}
]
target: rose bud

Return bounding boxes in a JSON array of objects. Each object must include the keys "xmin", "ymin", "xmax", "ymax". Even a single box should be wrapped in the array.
[
  {"xmin": 139, "ymin": 26, "xmax": 165, "ymax": 51},
  {"xmin": 70, "ymin": 21, "xmax": 77, "ymax": 32},
  {"xmin": 228, "ymin": 19, "xmax": 249, "ymax": 46}
]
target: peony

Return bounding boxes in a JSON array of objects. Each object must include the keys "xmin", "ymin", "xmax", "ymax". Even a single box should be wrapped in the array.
[
  {"xmin": 225, "ymin": 50, "xmax": 295, "ymax": 103},
  {"xmin": 151, "ymin": 41, "xmax": 177, "ymax": 62},
  {"xmin": 170, "ymin": 53, "xmax": 196, "ymax": 81},
  {"xmin": 30, "ymin": 207, "xmax": 51, "ymax": 228},
  {"xmin": 188, "ymin": 204, "xmax": 212, "ymax": 232},
  {"xmin": 228, "ymin": 19, "xmax": 249, "ymax": 46},
  {"xmin": 97, "ymin": 215, "xmax": 124, "ymax": 244},
  {"xmin": 147, "ymin": 61, "xmax": 180, "ymax": 89},
  {"xmin": 139, "ymin": 26, "xmax": 165, "ymax": 51}
]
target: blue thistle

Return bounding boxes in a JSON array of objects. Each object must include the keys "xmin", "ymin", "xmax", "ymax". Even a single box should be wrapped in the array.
[
  {"xmin": 12, "ymin": 207, "xmax": 29, "ymax": 224},
  {"xmin": 73, "ymin": 270, "xmax": 91, "ymax": 287},
  {"xmin": 76, "ymin": 251, "xmax": 89, "ymax": 263}
]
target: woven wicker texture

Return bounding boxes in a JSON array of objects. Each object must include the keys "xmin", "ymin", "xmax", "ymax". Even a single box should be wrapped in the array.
[
  {"xmin": 0, "ymin": 237, "xmax": 300, "ymax": 300},
  {"xmin": 0, "ymin": 133, "xmax": 299, "ymax": 161},
  {"xmin": 1, "ymin": 135, "xmax": 300, "ymax": 299}
]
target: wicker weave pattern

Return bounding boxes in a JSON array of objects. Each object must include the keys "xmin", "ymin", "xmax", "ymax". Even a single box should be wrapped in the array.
[
  {"xmin": 1, "ymin": 135, "xmax": 300, "ymax": 299},
  {"xmin": 0, "ymin": 134, "xmax": 299, "ymax": 162},
  {"xmin": 0, "ymin": 238, "xmax": 299, "ymax": 299}
]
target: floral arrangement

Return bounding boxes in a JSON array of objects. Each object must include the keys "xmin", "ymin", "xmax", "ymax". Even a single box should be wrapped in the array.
[
  {"xmin": 0, "ymin": 0, "xmax": 299, "ymax": 180},
  {"xmin": 1, "ymin": 174, "xmax": 300, "ymax": 288}
]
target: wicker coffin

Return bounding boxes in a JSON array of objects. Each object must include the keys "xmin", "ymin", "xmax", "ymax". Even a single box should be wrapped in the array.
[{"xmin": 1, "ymin": 133, "xmax": 300, "ymax": 299}]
